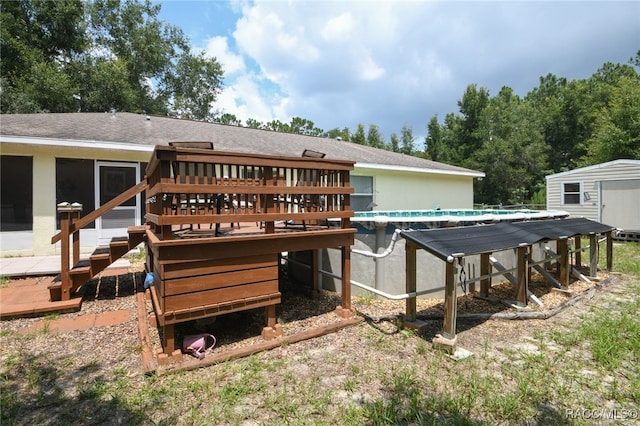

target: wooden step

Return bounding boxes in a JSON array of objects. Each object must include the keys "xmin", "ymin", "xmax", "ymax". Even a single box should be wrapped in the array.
[
  {"xmin": 90, "ymin": 246, "xmax": 112, "ymax": 272},
  {"xmin": 110, "ymin": 237, "xmax": 131, "ymax": 259},
  {"xmin": 50, "ymin": 228, "xmax": 146, "ymax": 302},
  {"xmin": 128, "ymin": 225, "xmax": 147, "ymax": 247}
]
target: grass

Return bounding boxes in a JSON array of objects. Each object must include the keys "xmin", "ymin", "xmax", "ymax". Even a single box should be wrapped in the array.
[{"xmin": 1, "ymin": 242, "xmax": 639, "ymax": 425}]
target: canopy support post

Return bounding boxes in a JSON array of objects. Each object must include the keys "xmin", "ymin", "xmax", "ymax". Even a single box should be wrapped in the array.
[
  {"xmin": 405, "ymin": 241, "xmax": 417, "ymax": 322},
  {"xmin": 480, "ymin": 253, "xmax": 491, "ymax": 297},
  {"xmin": 516, "ymin": 244, "xmax": 529, "ymax": 307},
  {"xmin": 606, "ymin": 231, "xmax": 613, "ymax": 271},
  {"xmin": 433, "ymin": 258, "xmax": 457, "ymax": 354},
  {"xmin": 557, "ymin": 237, "xmax": 570, "ymax": 287},
  {"xmin": 589, "ymin": 233, "xmax": 598, "ymax": 277}
]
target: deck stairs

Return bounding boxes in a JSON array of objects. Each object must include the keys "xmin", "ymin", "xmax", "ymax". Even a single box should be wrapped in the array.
[{"xmin": 48, "ymin": 225, "xmax": 146, "ymax": 300}]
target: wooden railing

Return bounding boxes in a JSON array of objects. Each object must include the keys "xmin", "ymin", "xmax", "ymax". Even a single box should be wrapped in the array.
[
  {"xmin": 51, "ymin": 181, "xmax": 147, "ymax": 300},
  {"xmin": 144, "ymin": 145, "xmax": 354, "ymax": 239}
]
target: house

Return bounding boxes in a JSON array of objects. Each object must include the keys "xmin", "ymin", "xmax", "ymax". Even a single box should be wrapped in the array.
[
  {"xmin": 546, "ymin": 159, "xmax": 640, "ymax": 233},
  {"xmin": 0, "ymin": 112, "xmax": 484, "ymax": 256}
]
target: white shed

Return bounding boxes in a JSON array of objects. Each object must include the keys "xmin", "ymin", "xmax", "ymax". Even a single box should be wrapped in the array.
[{"xmin": 546, "ymin": 159, "xmax": 640, "ymax": 234}]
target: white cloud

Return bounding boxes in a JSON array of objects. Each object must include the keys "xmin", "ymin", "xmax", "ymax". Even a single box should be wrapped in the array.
[
  {"xmin": 208, "ymin": 0, "xmax": 639, "ymax": 138},
  {"xmin": 203, "ymin": 36, "xmax": 245, "ymax": 75},
  {"xmin": 359, "ymin": 53, "xmax": 385, "ymax": 81},
  {"xmin": 215, "ymin": 72, "xmax": 289, "ymax": 126},
  {"xmin": 321, "ymin": 12, "xmax": 354, "ymax": 41}
]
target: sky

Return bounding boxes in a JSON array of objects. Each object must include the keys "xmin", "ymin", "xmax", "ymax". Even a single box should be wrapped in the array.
[{"xmin": 155, "ymin": 0, "xmax": 639, "ymax": 144}]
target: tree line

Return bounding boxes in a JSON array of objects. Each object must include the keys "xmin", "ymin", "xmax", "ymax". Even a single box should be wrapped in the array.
[
  {"xmin": 1, "ymin": 0, "xmax": 223, "ymax": 119},
  {"xmin": 2, "ymin": 1, "xmax": 638, "ymax": 206}
]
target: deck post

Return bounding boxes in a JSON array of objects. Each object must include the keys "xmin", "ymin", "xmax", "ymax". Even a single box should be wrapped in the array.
[
  {"xmin": 606, "ymin": 231, "xmax": 613, "ymax": 271},
  {"xmin": 557, "ymin": 237, "xmax": 570, "ymax": 287},
  {"xmin": 312, "ymin": 249, "xmax": 319, "ymax": 296},
  {"xmin": 516, "ymin": 244, "xmax": 529, "ymax": 307},
  {"xmin": 574, "ymin": 236, "xmax": 582, "ymax": 268},
  {"xmin": 335, "ymin": 244, "xmax": 354, "ymax": 318},
  {"xmin": 405, "ymin": 241, "xmax": 417, "ymax": 322},
  {"xmin": 589, "ymin": 233, "xmax": 598, "ymax": 277},
  {"xmin": 163, "ymin": 323, "xmax": 175, "ymax": 355},
  {"xmin": 480, "ymin": 252, "xmax": 491, "ymax": 297},
  {"xmin": 57, "ymin": 202, "xmax": 83, "ymax": 301},
  {"xmin": 58, "ymin": 204, "xmax": 71, "ymax": 301},
  {"xmin": 433, "ymin": 257, "xmax": 457, "ymax": 353},
  {"xmin": 71, "ymin": 203, "xmax": 82, "ymax": 266}
]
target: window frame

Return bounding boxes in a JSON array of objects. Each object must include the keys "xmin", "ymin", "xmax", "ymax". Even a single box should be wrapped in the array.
[
  {"xmin": 561, "ymin": 181, "xmax": 582, "ymax": 205},
  {"xmin": 350, "ymin": 175, "xmax": 374, "ymax": 211}
]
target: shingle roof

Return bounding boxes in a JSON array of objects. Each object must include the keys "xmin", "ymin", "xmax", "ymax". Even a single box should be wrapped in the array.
[{"xmin": 0, "ymin": 112, "xmax": 483, "ymax": 177}]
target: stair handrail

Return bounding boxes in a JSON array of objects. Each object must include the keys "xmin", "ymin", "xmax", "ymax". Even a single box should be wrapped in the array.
[{"xmin": 51, "ymin": 179, "xmax": 147, "ymax": 244}]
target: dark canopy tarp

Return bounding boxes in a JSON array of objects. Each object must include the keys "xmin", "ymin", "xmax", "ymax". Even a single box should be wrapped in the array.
[{"xmin": 401, "ymin": 218, "xmax": 615, "ymax": 261}]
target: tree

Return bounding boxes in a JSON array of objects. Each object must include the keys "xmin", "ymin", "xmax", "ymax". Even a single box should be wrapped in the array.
[
  {"xmin": 215, "ymin": 113, "xmax": 242, "ymax": 126},
  {"xmin": 400, "ymin": 124, "xmax": 415, "ymax": 155},
  {"xmin": 389, "ymin": 133, "xmax": 400, "ymax": 152},
  {"xmin": 424, "ymin": 113, "xmax": 460, "ymax": 164},
  {"xmin": 582, "ymin": 76, "xmax": 640, "ymax": 164},
  {"xmin": 324, "ymin": 127, "xmax": 350, "ymax": 141},
  {"xmin": 1, "ymin": 0, "xmax": 224, "ymax": 119},
  {"xmin": 245, "ymin": 118, "xmax": 263, "ymax": 129},
  {"xmin": 167, "ymin": 51, "xmax": 223, "ymax": 121},
  {"xmin": 1, "ymin": 0, "xmax": 86, "ymax": 112},
  {"xmin": 366, "ymin": 124, "xmax": 385, "ymax": 149},
  {"xmin": 352, "ymin": 124, "xmax": 366, "ymax": 145},
  {"xmin": 470, "ymin": 87, "xmax": 548, "ymax": 205},
  {"xmin": 289, "ymin": 117, "xmax": 323, "ymax": 136},
  {"xmin": 456, "ymin": 84, "xmax": 490, "ymax": 161}
]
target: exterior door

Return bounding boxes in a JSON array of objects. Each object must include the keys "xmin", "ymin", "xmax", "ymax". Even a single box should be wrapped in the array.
[
  {"xmin": 601, "ymin": 179, "xmax": 640, "ymax": 231},
  {"xmin": 96, "ymin": 162, "xmax": 140, "ymax": 244}
]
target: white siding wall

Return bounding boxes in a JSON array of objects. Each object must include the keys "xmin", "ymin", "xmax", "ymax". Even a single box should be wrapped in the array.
[
  {"xmin": 354, "ymin": 167, "xmax": 475, "ymax": 211},
  {"xmin": 547, "ymin": 161, "xmax": 640, "ymax": 224}
]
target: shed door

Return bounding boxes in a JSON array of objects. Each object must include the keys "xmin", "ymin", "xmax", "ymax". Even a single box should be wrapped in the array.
[
  {"xmin": 96, "ymin": 162, "xmax": 140, "ymax": 244},
  {"xmin": 601, "ymin": 179, "xmax": 640, "ymax": 231}
]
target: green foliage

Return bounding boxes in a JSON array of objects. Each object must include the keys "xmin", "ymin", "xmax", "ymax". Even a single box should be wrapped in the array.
[
  {"xmin": 581, "ymin": 76, "xmax": 640, "ymax": 164},
  {"xmin": 400, "ymin": 124, "xmax": 415, "ymax": 155},
  {"xmin": 1, "ymin": 0, "xmax": 223, "ymax": 119},
  {"xmin": 366, "ymin": 124, "xmax": 385, "ymax": 149},
  {"xmin": 423, "ymin": 54, "xmax": 639, "ymax": 205},
  {"xmin": 352, "ymin": 123, "xmax": 366, "ymax": 145}
]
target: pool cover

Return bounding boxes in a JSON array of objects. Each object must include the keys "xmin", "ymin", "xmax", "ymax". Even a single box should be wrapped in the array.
[{"xmin": 401, "ymin": 218, "xmax": 615, "ymax": 260}]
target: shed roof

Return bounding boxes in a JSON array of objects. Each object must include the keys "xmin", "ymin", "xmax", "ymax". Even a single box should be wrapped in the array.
[
  {"xmin": 546, "ymin": 159, "xmax": 640, "ymax": 180},
  {"xmin": 0, "ymin": 112, "xmax": 483, "ymax": 178}
]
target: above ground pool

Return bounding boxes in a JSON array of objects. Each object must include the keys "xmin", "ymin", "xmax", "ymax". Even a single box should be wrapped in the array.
[{"xmin": 348, "ymin": 209, "xmax": 570, "ymax": 232}]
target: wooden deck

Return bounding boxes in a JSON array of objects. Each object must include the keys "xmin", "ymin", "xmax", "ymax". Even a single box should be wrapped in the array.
[
  {"xmin": 50, "ymin": 144, "xmax": 356, "ymax": 356},
  {"xmin": 143, "ymin": 145, "xmax": 356, "ymax": 354}
]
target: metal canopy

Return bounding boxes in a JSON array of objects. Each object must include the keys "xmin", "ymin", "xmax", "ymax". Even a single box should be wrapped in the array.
[{"xmin": 401, "ymin": 218, "xmax": 615, "ymax": 261}]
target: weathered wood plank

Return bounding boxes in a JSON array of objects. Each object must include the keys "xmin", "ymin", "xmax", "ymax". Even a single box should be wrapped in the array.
[
  {"xmin": 164, "ymin": 281, "xmax": 279, "ymax": 312},
  {"xmin": 164, "ymin": 266, "xmax": 278, "ymax": 296},
  {"xmin": 162, "ymin": 254, "xmax": 277, "ymax": 279}
]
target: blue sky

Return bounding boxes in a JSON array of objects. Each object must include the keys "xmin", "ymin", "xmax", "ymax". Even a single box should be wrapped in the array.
[{"xmin": 155, "ymin": 1, "xmax": 639, "ymax": 143}]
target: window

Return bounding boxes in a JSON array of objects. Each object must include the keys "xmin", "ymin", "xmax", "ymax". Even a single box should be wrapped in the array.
[
  {"xmin": 351, "ymin": 175, "xmax": 374, "ymax": 211},
  {"xmin": 56, "ymin": 158, "xmax": 95, "ymax": 228},
  {"xmin": 1, "ymin": 155, "xmax": 33, "ymax": 231},
  {"xmin": 562, "ymin": 182, "xmax": 581, "ymax": 205}
]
